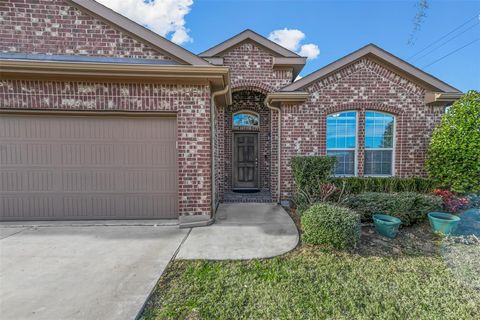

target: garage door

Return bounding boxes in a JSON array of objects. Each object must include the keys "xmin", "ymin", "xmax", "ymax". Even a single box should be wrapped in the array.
[{"xmin": 0, "ymin": 114, "xmax": 178, "ymax": 221}]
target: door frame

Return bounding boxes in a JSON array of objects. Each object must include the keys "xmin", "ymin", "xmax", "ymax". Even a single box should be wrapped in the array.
[{"xmin": 232, "ymin": 131, "xmax": 260, "ymax": 190}]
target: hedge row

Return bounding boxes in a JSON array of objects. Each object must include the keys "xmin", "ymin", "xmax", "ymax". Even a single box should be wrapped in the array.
[
  {"xmin": 331, "ymin": 176, "xmax": 435, "ymax": 194},
  {"xmin": 343, "ymin": 192, "xmax": 442, "ymax": 226}
]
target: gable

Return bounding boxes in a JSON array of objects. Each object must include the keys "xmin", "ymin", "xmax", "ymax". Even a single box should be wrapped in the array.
[
  {"xmin": 199, "ymin": 29, "xmax": 305, "ymax": 79},
  {"xmin": 282, "ymin": 44, "xmax": 460, "ymax": 93},
  {"xmin": 221, "ymin": 40, "xmax": 295, "ymax": 91},
  {"xmin": 305, "ymin": 57, "xmax": 427, "ymax": 104},
  {"xmin": 0, "ymin": 0, "xmax": 208, "ymax": 65},
  {"xmin": 200, "ymin": 29, "xmax": 300, "ymax": 58}
]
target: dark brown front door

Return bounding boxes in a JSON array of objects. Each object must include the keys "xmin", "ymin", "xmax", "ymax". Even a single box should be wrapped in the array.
[{"xmin": 233, "ymin": 133, "xmax": 258, "ymax": 189}]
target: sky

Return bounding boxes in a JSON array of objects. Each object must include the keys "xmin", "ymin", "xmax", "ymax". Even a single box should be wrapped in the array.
[{"xmin": 98, "ymin": 0, "xmax": 480, "ymax": 92}]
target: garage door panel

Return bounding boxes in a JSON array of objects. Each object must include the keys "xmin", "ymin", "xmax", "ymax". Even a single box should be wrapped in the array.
[
  {"xmin": 0, "ymin": 170, "xmax": 55, "ymax": 192},
  {"xmin": 0, "ymin": 115, "xmax": 178, "ymax": 221},
  {"xmin": 0, "ymin": 196, "xmax": 56, "ymax": 220},
  {"xmin": 124, "ymin": 195, "xmax": 177, "ymax": 219},
  {"xmin": 62, "ymin": 196, "xmax": 120, "ymax": 219},
  {"xmin": 1, "ymin": 143, "xmax": 54, "ymax": 166},
  {"xmin": 61, "ymin": 170, "xmax": 117, "ymax": 192}
]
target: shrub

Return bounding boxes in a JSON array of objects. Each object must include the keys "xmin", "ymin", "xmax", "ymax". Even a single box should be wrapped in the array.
[
  {"xmin": 291, "ymin": 156, "xmax": 336, "ymax": 214},
  {"xmin": 291, "ymin": 156, "xmax": 336, "ymax": 195},
  {"xmin": 301, "ymin": 203, "xmax": 360, "ymax": 249},
  {"xmin": 426, "ymin": 90, "xmax": 480, "ymax": 193},
  {"xmin": 344, "ymin": 192, "xmax": 442, "ymax": 226},
  {"xmin": 432, "ymin": 189, "xmax": 470, "ymax": 213},
  {"xmin": 330, "ymin": 176, "xmax": 435, "ymax": 194}
]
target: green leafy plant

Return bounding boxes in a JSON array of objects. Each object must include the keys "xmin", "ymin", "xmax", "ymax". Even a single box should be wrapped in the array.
[
  {"xmin": 426, "ymin": 90, "xmax": 480, "ymax": 193},
  {"xmin": 301, "ymin": 203, "xmax": 360, "ymax": 249},
  {"xmin": 291, "ymin": 156, "xmax": 336, "ymax": 195},
  {"xmin": 344, "ymin": 192, "xmax": 442, "ymax": 226},
  {"xmin": 291, "ymin": 156, "xmax": 336, "ymax": 214},
  {"xmin": 330, "ymin": 177, "xmax": 435, "ymax": 194}
]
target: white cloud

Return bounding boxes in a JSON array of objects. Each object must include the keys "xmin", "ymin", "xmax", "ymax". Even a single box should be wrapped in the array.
[
  {"xmin": 268, "ymin": 28, "xmax": 320, "ymax": 60},
  {"xmin": 268, "ymin": 28, "xmax": 305, "ymax": 51},
  {"xmin": 97, "ymin": 0, "xmax": 194, "ymax": 45},
  {"xmin": 299, "ymin": 43, "xmax": 320, "ymax": 60}
]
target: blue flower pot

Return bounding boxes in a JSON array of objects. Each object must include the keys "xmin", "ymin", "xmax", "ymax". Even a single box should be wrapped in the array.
[
  {"xmin": 428, "ymin": 212, "xmax": 461, "ymax": 235},
  {"xmin": 373, "ymin": 214, "xmax": 402, "ymax": 239}
]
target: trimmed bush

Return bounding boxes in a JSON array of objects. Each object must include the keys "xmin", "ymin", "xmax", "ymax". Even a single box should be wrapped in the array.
[
  {"xmin": 291, "ymin": 156, "xmax": 336, "ymax": 195},
  {"xmin": 426, "ymin": 90, "xmax": 480, "ymax": 193},
  {"xmin": 301, "ymin": 203, "xmax": 360, "ymax": 249},
  {"xmin": 330, "ymin": 176, "xmax": 435, "ymax": 194},
  {"xmin": 344, "ymin": 192, "xmax": 442, "ymax": 226}
]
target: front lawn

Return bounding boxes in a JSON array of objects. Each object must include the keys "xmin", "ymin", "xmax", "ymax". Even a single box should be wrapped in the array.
[{"xmin": 141, "ymin": 225, "xmax": 480, "ymax": 320}]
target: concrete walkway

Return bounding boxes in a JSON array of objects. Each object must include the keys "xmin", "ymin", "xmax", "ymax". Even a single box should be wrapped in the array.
[
  {"xmin": 0, "ymin": 225, "xmax": 188, "ymax": 320},
  {"xmin": 0, "ymin": 203, "xmax": 298, "ymax": 319},
  {"xmin": 176, "ymin": 203, "xmax": 299, "ymax": 260}
]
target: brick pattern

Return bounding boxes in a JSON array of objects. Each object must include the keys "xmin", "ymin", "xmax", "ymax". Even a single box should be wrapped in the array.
[
  {"xmin": 280, "ymin": 58, "xmax": 443, "ymax": 199},
  {"xmin": 218, "ymin": 90, "xmax": 272, "ymax": 200},
  {"xmin": 0, "ymin": 0, "xmax": 174, "ymax": 61},
  {"xmin": 221, "ymin": 41, "xmax": 294, "ymax": 91},
  {"xmin": 0, "ymin": 79, "xmax": 212, "ymax": 216}
]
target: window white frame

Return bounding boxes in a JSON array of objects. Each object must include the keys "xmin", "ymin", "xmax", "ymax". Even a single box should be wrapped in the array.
[
  {"xmin": 326, "ymin": 110, "xmax": 358, "ymax": 176},
  {"xmin": 232, "ymin": 110, "xmax": 260, "ymax": 128},
  {"xmin": 363, "ymin": 111, "xmax": 396, "ymax": 177}
]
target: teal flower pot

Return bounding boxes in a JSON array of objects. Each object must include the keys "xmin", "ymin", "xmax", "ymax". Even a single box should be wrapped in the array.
[
  {"xmin": 373, "ymin": 214, "xmax": 402, "ymax": 239},
  {"xmin": 428, "ymin": 212, "xmax": 461, "ymax": 235}
]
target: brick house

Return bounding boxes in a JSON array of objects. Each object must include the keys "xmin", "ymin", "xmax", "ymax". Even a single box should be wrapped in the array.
[{"xmin": 0, "ymin": 0, "xmax": 462, "ymax": 226}]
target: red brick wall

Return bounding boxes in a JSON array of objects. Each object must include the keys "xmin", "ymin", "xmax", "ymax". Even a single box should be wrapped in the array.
[
  {"xmin": 280, "ymin": 58, "xmax": 444, "ymax": 199},
  {"xmin": 221, "ymin": 41, "xmax": 294, "ymax": 91},
  {"xmin": 0, "ymin": 0, "xmax": 174, "ymax": 61},
  {"xmin": 0, "ymin": 79, "xmax": 212, "ymax": 216}
]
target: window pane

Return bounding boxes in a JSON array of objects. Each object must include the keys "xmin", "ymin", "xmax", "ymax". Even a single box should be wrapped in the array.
[
  {"xmin": 327, "ymin": 151, "xmax": 355, "ymax": 175},
  {"xmin": 233, "ymin": 113, "xmax": 259, "ymax": 127},
  {"xmin": 326, "ymin": 112, "xmax": 357, "ymax": 149},
  {"xmin": 365, "ymin": 111, "xmax": 394, "ymax": 148},
  {"xmin": 364, "ymin": 150, "xmax": 392, "ymax": 175}
]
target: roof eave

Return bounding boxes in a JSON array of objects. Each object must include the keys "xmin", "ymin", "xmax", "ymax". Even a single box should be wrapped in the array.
[
  {"xmin": 265, "ymin": 92, "xmax": 309, "ymax": 107},
  {"xmin": 425, "ymin": 91, "xmax": 463, "ymax": 106},
  {"xmin": 272, "ymin": 57, "xmax": 307, "ymax": 79},
  {"xmin": 0, "ymin": 59, "xmax": 230, "ymax": 99}
]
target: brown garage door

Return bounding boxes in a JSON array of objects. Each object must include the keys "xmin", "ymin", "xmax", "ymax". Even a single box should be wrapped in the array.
[{"xmin": 0, "ymin": 114, "xmax": 178, "ymax": 221}]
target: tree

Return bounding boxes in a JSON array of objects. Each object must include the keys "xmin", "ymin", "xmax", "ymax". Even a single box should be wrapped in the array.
[{"xmin": 426, "ymin": 90, "xmax": 480, "ymax": 193}]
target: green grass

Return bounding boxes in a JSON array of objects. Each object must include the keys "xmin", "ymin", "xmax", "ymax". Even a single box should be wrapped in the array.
[{"xmin": 142, "ymin": 247, "xmax": 480, "ymax": 320}]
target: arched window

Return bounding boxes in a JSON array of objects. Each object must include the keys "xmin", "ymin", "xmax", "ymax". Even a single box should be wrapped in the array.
[
  {"xmin": 326, "ymin": 111, "xmax": 357, "ymax": 176},
  {"xmin": 364, "ymin": 111, "xmax": 395, "ymax": 176},
  {"xmin": 233, "ymin": 111, "xmax": 259, "ymax": 128}
]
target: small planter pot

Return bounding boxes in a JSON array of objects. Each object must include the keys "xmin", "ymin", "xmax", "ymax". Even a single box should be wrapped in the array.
[
  {"xmin": 428, "ymin": 212, "xmax": 461, "ymax": 235},
  {"xmin": 373, "ymin": 214, "xmax": 402, "ymax": 239}
]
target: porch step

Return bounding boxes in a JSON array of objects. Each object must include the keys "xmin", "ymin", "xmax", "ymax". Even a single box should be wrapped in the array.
[{"xmin": 223, "ymin": 190, "xmax": 274, "ymax": 203}]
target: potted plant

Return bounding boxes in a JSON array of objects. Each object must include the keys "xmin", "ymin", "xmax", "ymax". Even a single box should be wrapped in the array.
[
  {"xmin": 372, "ymin": 214, "xmax": 402, "ymax": 239},
  {"xmin": 428, "ymin": 212, "xmax": 461, "ymax": 235}
]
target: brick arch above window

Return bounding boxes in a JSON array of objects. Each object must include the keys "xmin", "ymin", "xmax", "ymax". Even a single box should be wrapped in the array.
[
  {"xmin": 322, "ymin": 102, "xmax": 405, "ymax": 117},
  {"xmin": 232, "ymin": 80, "xmax": 276, "ymax": 95}
]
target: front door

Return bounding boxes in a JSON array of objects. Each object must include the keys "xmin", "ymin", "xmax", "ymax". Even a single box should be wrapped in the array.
[{"xmin": 233, "ymin": 133, "xmax": 258, "ymax": 189}]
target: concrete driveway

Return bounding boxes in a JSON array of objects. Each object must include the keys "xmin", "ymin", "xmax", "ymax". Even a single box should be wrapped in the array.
[{"xmin": 0, "ymin": 225, "xmax": 188, "ymax": 320}]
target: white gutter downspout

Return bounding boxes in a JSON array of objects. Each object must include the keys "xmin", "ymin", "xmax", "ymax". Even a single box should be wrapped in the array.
[
  {"xmin": 264, "ymin": 98, "xmax": 281, "ymax": 204},
  {"xmin": 211, "ymin": 85, "xmax": 230, "ymax": 217}
]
